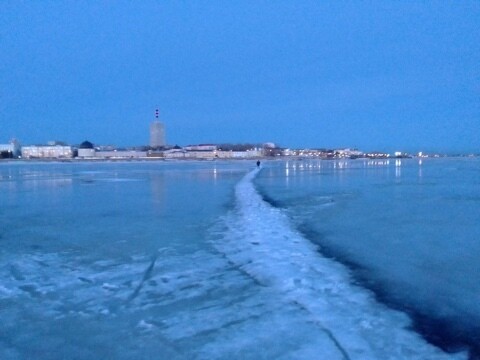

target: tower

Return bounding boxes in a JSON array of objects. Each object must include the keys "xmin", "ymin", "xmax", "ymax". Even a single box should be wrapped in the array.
[{"xmin": 150, "ymin": 109, "xmax": 166, "ymax": 148}]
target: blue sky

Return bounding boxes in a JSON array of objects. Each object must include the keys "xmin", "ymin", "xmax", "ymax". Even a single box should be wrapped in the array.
[{"xmin": 1, "ymin": 1, "xmax": 479, "ymax": 153}]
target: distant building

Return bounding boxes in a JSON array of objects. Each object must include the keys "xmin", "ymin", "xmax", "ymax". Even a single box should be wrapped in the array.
[
  {"xmin": 77, "ymin": 141, "xmax": 95, "ymax": 158},
  {"xmin": 335, "ymin": 148, "xmax": 364, "ymax": 158},
  {"xmin": 185, "ymin": 151, "xmax": 216, "ymax": 159},
  {"xmin": 216, "ymin": 149, "xmax": 263, "ymax": 158},
  {"xmin": 184, "ymin": 144, "xmax": 217, "ymax": 151},
  {"xmin": 0, "ymin": 139, "xmax": 21, "ymax": 158},
  {"xmin": 150, "ymin": 121, "xmax": 165, "ymax": 148},
  {"xmin": 21, "ymin": 145, "xmax": 73, "ymax": 159},
  {"xmin": 150, "ymin": 109, "xmax": 166, "ymax": 148},
  {"xmin": 365, "ymin": 151, "xmax": 390, "ymax": 159},
  {"xmin": 163, "ymin": 148, "xmax": 186, "ymax": 159},
  {"xmin": 178, "ymin": 144, "xmax": 263, "ymax": 159},
  {"xmin": 95, "ymin": 150, "xmax": 147, "ymax": 159},
  {"xmin": 183, "ymin": 144, "xmax": 216, "ymax": 159}
]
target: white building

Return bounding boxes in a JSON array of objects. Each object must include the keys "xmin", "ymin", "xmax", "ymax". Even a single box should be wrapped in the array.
[
  {"xmin": 21, "ymin": 145, "xmax": 73, "ymax": 159},
  {"xmin": 150, "ymin": 121, "xmax": 166, "ymax": 148},
  {"xmin": 335, "ymin": 148, "xmax": 364, "ymax": 158},
  {"xmin": 78, "ymin": 148, "xmax": 95, "ymax": 158},
  {"xmin": 184, "ymin": 144, "xmax": 217, "ymax": 151},
  {"xmin": 163, "ymin": 149, "xmax": 186, "ymax": 159},
  {"xmin": 216, "ymin": 149, "xmax": 263, "ymax": 158},
  {"xmin": 185, "ymin": 150, "xmax": 217, "ymax": 159},
  {"xmin": 77, "ymin": 141, "xmax": 96, "ymax": 158},
  {"xmin": 95, "ymin": 150, "xmax": 147, "ymax": 159}
]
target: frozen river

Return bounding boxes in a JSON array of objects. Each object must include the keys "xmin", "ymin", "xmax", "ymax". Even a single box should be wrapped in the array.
[{"xmin": 0, "ymin": 159, "xmax": 477, "ymax": 359}]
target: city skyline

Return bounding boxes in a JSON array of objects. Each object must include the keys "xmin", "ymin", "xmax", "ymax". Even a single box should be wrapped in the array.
[
  {"xmin": 2, "ymin": 2, "xmax": 479, "ymax": 153},
  {"xmin": 0, "ymin": 115, "xmax": 478, "ymax": 155}
]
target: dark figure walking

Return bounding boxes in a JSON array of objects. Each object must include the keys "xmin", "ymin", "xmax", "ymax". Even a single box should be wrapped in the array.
[{"xmin": 256, "ymin": 161, "xmax": 261, "ymax": 167}]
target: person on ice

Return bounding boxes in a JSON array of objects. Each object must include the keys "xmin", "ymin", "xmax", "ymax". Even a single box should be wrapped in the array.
[{"xmin": 256, "ymin": 161, "xmax": 261, "ymax": 167}]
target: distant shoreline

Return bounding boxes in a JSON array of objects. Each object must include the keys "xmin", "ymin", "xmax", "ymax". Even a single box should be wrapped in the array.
[
  {"xmin": 0, "ymin": 155, "xmax": 477, "ymax": 164},
  {"xmin": 0, "ymin": 157, "xmax": 269, "ymax": 163}
]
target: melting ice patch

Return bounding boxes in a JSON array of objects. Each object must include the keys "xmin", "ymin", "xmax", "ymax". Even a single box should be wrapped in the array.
[{"xmin": 212, "ymin": 168, "xmax": 467, "ymax": 360}]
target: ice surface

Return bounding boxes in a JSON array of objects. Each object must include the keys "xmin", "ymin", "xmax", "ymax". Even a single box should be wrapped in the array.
[
  {"xmin": 212, "ymin": 168, "xmax": 467, "ymax": 359},
  {"xmin": 0, "ymin": 161, "xmax": 472, "ymax": 359},
  {"xmin": 255, "ymin": 158, "xmax": 480, "ymax": 356}
]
